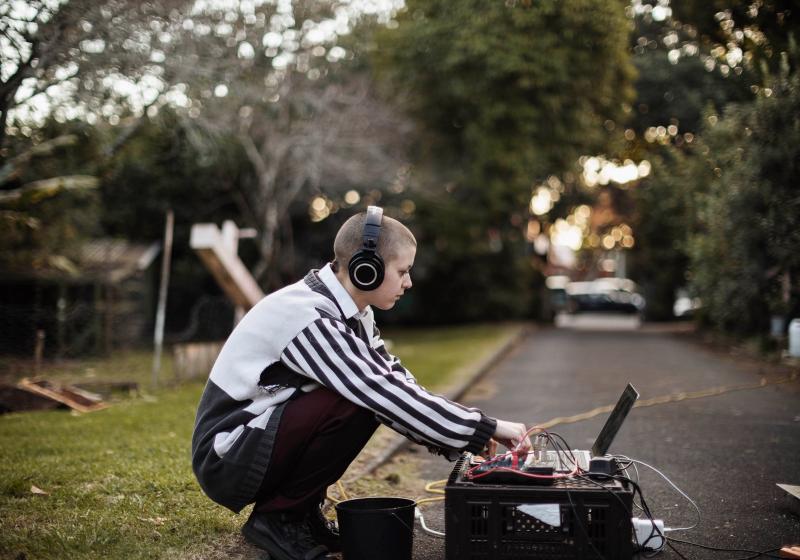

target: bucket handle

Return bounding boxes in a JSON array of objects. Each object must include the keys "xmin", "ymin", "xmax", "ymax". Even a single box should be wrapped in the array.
[{"xmin": 390, "ymin": 511, "xmax": 415, "ymax": 533}]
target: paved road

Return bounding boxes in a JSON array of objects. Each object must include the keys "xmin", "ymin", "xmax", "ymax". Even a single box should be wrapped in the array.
[{"xmin": 403, "ymin": 323, "xmax": 800, "ymax": 559}]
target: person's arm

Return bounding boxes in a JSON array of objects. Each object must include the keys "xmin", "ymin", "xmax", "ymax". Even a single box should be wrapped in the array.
[
  {"xmin": 369, "ymin": 322, "xmax": 417, "ymax": 385},
  {"xmin": 280, "ymin": 316, "xmax": 495, "ymax": 455},
  {"xmin": 367, "ymin": 318, "xmax": 532, "ymax": 456}
]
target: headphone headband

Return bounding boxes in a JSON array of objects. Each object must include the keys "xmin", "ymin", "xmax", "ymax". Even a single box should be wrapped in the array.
[{"xmin": 362, "ymin": 206, "xmax": 383, "ymax": 252}]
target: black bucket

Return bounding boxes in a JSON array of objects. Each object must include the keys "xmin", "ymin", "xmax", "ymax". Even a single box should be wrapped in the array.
[{"xmin": 335, "ymin": 496, "xmax": 416, "ymax": 560}]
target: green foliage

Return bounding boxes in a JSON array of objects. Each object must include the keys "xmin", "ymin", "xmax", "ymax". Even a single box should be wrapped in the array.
[
  {"xmin": 0, "ymin": 121, "xmax": 102, "ymax": 272},
  {"xmin": 634, "ymin": 65, "xmax": 800, "ymax": 331},
  {"xmin": 374, "ymin": 0, "xmax": 635, "ymax": 321},
  {"xmin": 686, "ymin": 68, "xmax": 800, "ymax": 334},
  {"xmin": 625, "ymin": 9, "xmax": 754, "ymax": 321},
  {"xmin": 670, "ymin": 0, "xmax": 799, "ymax": 80},
  {"xmin": 385, "ymin": 194, "xmax": 537, "ymax": 324},
  {"xmin": 630, "ymin": 147, "xmax": 697, "ymax": 320},
  {"xmin": 630, "ymin": 47, "xmax": 753, "ymax": 135},
  {"xmin": 99, "ymin": 111, "xmax": 250, "ymax": 333},
  {"xmin": 377, "ymin": 0, "xmax": 635, "ymax": 194},
  {"xmin": 100, "ymin": 110, "xmax": 245, "ymax": 240}
]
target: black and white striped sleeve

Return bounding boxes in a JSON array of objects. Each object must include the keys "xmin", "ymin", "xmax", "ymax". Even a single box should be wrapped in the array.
[
  {"xmin": 370, "ymin": 323, "xmax": 417, "ymax": 385},
  {"xmin": 281, "ymin": 317, "xmax": 496, "ymax": 455}
]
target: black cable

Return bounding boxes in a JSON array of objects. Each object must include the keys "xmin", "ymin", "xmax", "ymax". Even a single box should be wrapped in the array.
[
  {"xmin": 667, "ymin": 540, "xmax": 691, "ymax": 559},
  {"xmin": 635, "ymin": 493, "xmax": 664, "ymax": 557},
  {"xmin": 549, "ymin": 432, "xmax": 577, "ymax": 463},
  {"xmin": 576, "ymin": 458, "xmax": 783, "ymax": 560},
  {"xmin": 579, "ymin": 473, "xmax": 667, "ymax": 557},
  {"xmin": 573, "ymin": 473, "xmax": 651, "ymax": 557},
  {"xmin": 524, "ymin": 434, "xmax": 619, "ymax": 560},
  {"xmin": 564, "ymin": 488, "xmax": 606, "ymax": 560},
  {"xmin": 574, "ymin": 473, "xmax": 634, "ymax": 517},
  {"xmin": 621, "ymin": 476, "xmax": 665, "ymax": 558},
  {"xmin": 543, "ymin": 430, "xmax": 578, "ymax": 469},
  {"xmin": 668, "ymin": 537, "xmax": 783, "ymax": 559},
  {"xmin": 728, "ymin": 551, "xmax": 784, "ymax": 560}
]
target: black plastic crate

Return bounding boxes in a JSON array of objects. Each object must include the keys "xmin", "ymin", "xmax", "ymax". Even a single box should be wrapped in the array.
[{"xmin": 445, "ymin": 454, "xmax": 634, "ymax": 560}]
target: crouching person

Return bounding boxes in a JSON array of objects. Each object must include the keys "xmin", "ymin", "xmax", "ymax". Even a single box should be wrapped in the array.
[{"xmin": 192, "ymin": 207, "xmax": 531, "ymax": 560}]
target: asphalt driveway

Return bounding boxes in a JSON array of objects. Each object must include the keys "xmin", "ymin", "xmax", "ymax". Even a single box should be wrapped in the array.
[{"xmin": 403, "ymin": 323, "xmax": 800, "ymax": 559}]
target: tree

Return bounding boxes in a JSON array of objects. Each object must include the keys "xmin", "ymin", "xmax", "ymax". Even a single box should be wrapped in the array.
[
  {"xmin": 626, "ymin": 2, "xmax": 800, "ymax": 329},
  {"xmin": 96, "ymin": 0, "xmax": 413, "ymax": 288},
  {"xmin": 213, "ymin": 67, "xmax": 411, "ymax": 289},
  {"xmin": 0, "ymin": 0, "xmax": 195, "ymax": 149},
  {"xmin": 2, "ymin": 1, "xmax": 412, "ymax": 290},
  {"xmin": 376, "ymin": 0, "xmax": 635, "ymax": 200},
  {"xmin": 669, "ymin": 0, "xmax": 799, "ymax": 80},
  {"xmin": 371, "ymin": 0, "xmax": 636, "ymax": 322},
  {"xmin": 0, "ymin": 119, "xmax": 102, "ymax": 272},
  {"xmin": 622, "ymin": 5, "xmax": 755, "ymax": 319},
  {"xmin": 687, "ymin": 65, "xmax": 800, "ymax": 336},
  {"xmin": 1, "ymin": 0, "xmax": 193, "ymax": 274},
  {"xmin": 630, "ymin": 144, "xmax": 698, "ymax": 320}
]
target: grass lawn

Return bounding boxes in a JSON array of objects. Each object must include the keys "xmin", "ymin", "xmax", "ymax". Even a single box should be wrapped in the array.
[{"xmin": 0, "ymin": 323, "xmax": 521, "ymax": 559}]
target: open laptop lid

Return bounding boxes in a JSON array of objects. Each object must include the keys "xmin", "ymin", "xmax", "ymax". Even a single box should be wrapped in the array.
[{"xmin": 591, "ymin": 383, "xmax": 639, "ymax": 457}]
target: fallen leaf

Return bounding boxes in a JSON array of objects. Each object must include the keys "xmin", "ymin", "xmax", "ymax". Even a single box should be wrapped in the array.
[{"xmin": 30, "ymin": 485, "xmax": 48, "ymax": 495}]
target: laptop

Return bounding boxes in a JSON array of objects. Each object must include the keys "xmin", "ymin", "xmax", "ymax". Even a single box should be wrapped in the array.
[{"xmin": 533, "ymin": 383, "xmax": 640, "ymax": 472}]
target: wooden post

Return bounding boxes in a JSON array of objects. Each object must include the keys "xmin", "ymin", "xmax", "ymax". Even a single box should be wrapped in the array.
[
  {"xmin": 33, "ymin": 330, "xmax": 45, "ymax": 375},
  {"xmin": 221, "ymin": 221, "xmax": 246, "ymax": 325},
  {"xmin": 94, "ymin": 281, "xmax": 104, "ymax": 355},
  {"xmin": 152, "ymin": 210, "xmax": 174, "ymax": 388},
  {"xmin": 56, "ymin": 283, "xmax": 66, "ymax": 359},
  {"xmin": 190, "ymin": 222, "xmax": 263, "ymax": 309},
  {"xmin": 105, "ymin": 284, "xmax": 113, "ymax": 355}
]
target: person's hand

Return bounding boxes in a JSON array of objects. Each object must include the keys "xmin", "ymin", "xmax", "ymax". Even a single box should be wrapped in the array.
[
  {"xmin": 492, "ymin": 419, "xmax": 531, "ymax": 454},
  {"xmin": 482, "ymin": 438, "xmax": 498, "ymax": 458}
]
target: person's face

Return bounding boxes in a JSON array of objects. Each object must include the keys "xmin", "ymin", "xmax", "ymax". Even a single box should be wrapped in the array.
[{"xmin": 367, "ymin": 244, "xmax": 415, "ymax": 311}]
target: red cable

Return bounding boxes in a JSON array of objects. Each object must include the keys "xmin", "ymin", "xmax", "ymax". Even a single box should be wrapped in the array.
[{"xmin": 465, "ymin": 429, "xmax": 583, "ymax": 481}]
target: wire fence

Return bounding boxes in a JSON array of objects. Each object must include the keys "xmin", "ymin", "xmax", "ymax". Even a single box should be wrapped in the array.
[
  {"xmin": 0, "ymin": 301, "xmax": 100, "ymax": 359},
  {"xmin": 167, "ymin": 295, "xmax": 235, "ymax": 344},
  {"xmin": 0, "ymin": 295, "xmax": 235, "ymax": 361}
]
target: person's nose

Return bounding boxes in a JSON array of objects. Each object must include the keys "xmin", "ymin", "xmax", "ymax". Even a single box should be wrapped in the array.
[{"xmin": 403, "ymin": 274, "xmax": 412, "ymax": 289}]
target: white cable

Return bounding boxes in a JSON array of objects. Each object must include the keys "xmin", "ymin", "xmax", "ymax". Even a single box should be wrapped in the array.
[
  {"xmin": 627, "ymin": 457, "xmax": 701, "ymax": 531},
  {"xmin": 615, "ymin": 454, "xmax": 644, "ymax": 512},
  {"xmin": 614, "ymin": 455, "xmax": 644, "ymax": 512},
  {"xmin": 415, "ymin": 507, "xmax": 445, "ymax": 537}
]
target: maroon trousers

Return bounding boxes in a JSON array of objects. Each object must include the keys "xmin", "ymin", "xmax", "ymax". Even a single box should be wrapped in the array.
[{"xmin": 254, "ymin": 387, "xmax": 379, "ymax": 514}]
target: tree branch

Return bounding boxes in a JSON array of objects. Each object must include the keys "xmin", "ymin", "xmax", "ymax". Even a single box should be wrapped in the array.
[
  {"xmin": 0, "ymin": 134, "xmax": 78, "ymax": 186},
  {"xmin": 0, "ymin": 175, "xmax": 99, "ymax": 204}
]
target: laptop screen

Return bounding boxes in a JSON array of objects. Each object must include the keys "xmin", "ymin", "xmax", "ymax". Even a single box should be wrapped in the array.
[{"xmin": 591, "ymin": 383, "xmax": 639, "ymax": 457}]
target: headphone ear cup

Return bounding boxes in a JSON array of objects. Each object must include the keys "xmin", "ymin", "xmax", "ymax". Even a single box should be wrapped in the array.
[{"xmin": 348, "ymin": 251, "xmax": 385, "ymax": 291}]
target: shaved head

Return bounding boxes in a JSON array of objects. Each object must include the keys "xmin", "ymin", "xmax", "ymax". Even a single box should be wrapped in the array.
[{"xmin": 334, "ymin": 210, "xmax": 416, "ymax": 268}]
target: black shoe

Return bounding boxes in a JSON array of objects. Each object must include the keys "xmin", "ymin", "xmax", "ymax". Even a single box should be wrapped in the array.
[
  {"xmin": 307, "ymin": 505, "xmax": 341, "ymax": 553},
  {"xmin": 242, "ymin": 510, "xmax": 329, "ymax": 560}
]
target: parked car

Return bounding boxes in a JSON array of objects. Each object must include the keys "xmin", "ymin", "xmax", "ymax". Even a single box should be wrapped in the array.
[
  {"xmin": 565, "ymin": 278, "xmax": 645, "ymax": 315},
  {"xmin": 544, "ymin": 275, "xmax": 570, "ymax": 319}
]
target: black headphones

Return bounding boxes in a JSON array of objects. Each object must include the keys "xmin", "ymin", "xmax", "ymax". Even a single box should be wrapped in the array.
[{"xmin": 348, "ymin": 206, "xmax": 384, "ymax": 291}]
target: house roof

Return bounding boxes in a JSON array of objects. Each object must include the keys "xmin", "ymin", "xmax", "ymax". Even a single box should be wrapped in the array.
[
  {"xmin": 79, "ymin": 239, "xmax": 162, "ymax": 283},
  {"xmin": 3, "ymin": 239, "xmax": 161, "ymax": 284}
]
